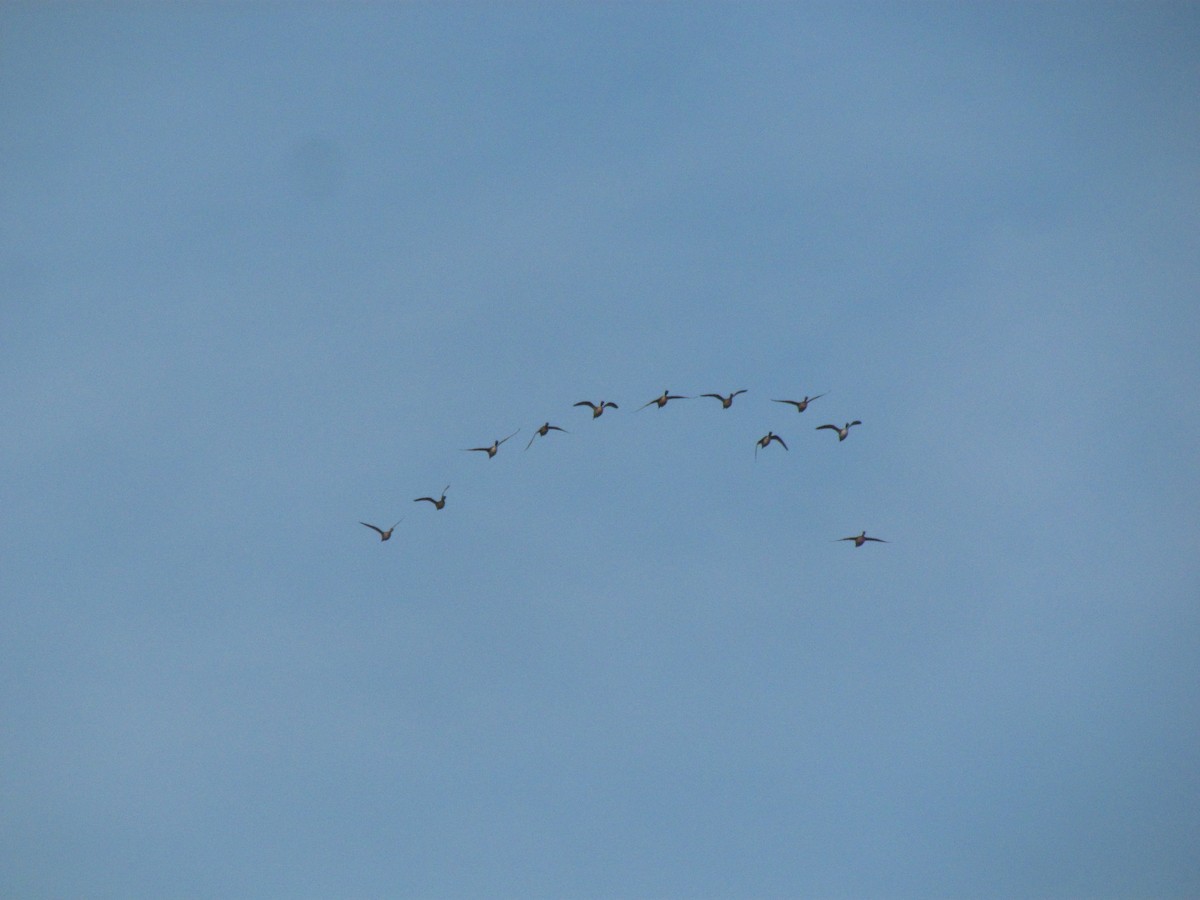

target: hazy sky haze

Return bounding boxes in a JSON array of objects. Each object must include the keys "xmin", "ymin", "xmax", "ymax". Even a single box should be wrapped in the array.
[{"xmin": 3, "ymin": 3, "xmax": 1199, "ymax": 897}]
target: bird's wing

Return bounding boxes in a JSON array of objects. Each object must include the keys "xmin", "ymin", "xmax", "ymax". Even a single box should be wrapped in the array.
[
  {"xmin": 776, "ymin": 436, "xmax": 789, "ymax": 450},
  {"xmin": 637, "ymin": 399, "xmax": 656, "ymax": 410},
  {"xmin": 464, "ymin": 446, "xmax": 489, "ymax": 452},
  {"xmin": 810, "ymin": 393, "xmax": 827, "ymax": 401},
  {"xmin": 700, "ymin": 393, "xmax": 723, "ymax": 400},
  {"xmin": 771, "ymin": 399, "xmax": 798, "ymax": 407},
  {"xmin": 414, "ymin": 497, "xmax": 434, "ymax": 505},
  {"xmin": 816, "ymin": 424, "xmax": 837, "ymax": 431},
  {"xmin": 607, "ymin": 402, "xmax": 619, "ymax": 409},
  {"xmin": 732, "ymin": 389, "xmax": 747, "ymax": 397},
  {"xmin": 498, "ymin": 429, "xmax": 519, "ymax": 445},
  {"xmin": 547, "ymin": 425, "xmax": 566, "ymax": 433},
  {"xmin": 850, "ymin": 420, "xmax": 862, "ymax": 427},
  {"xmin": 863, "ymin": 537, "xmax": 887, "ymax": 543},
  {"xmin": 525, "ymin": 434, "xmax": 537, "ymax": 450},
  {"xmin": 573, "ymin": 401, "xmax": 595, "ymax": 409},
  {"xmin": 360, "ymin": 522, "xmax": 385, "ymax": 536}
]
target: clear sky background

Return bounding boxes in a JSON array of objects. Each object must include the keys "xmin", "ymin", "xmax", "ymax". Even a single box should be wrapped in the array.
[{"xmin": 3, "ymin": 3, "xmax": 1198, "ymax": 897}]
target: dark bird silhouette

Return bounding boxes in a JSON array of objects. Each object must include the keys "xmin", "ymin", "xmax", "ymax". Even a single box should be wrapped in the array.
[
  {"xmin": 816, "ymin": 421, "xmax": 862, "ymax": 441},
  {"xmin": 835, "ymin": 531, "xmax": 887, "ymax": 547},
  {"xmin": 574, "ymin": 400, "xmax": 619, "ymax": 418},
  {"xmin": 638, "ymin": 389, "xmax": 689, "ymax": 410},
  {"xmin": 526, "ymin": 422, "xmax": 568, "ymax": 450},
  {"xmin": 414, "ymin": 485, "xmax": 450, "ymax": 510},
  {"xmin": 360, "ymin": 519, "xmax": 402, "ymax": 541},
  {"xmin": 755, "ymin": 431, "xmax": 788, "ymax": 458},
  {"xmin": 772, "ymin": 394, "xmax": 826, "ymax": 413},
  {"xmin": 464, "ymin": 429, "xmax": 519, "ymax": 458},
  {"xmin": 699, "ymin": 390, "xmax": 747, "ymax": 408}
]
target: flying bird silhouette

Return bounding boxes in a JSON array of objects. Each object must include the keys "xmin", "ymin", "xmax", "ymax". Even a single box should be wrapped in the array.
[
  {"xmin": 574, "ymin": 400, "xmax": 619, "ymax": 418},
  {"xmin": 699, "ymin": 390, "xmax": 747, "ymax": 408},
  {"xmin": 414, "ymin": 485, "xmax": 450, "ymax": 510},
  {"xmin": 463, "ymin": 430, "xmax": 519, "ymax": 458},
  {"xmin": 835, "ymin": 531, "xmax": 887, "ymax": 547},
  {"xmin": 526, "ymin": 422, "xmax": 568, "ymax": 450},
  {"xmin": 755, "ymin": 431, "xmax": 788, "ymax": 458},
  {"xmin": 638, "ymin": 389, "xmax": 689, "ymax": 410},
  {"xmin": 772, "ymin": 394, "xmax": 826, "ymax": 413},
  {"xmin": 360, "ymin": 519, "xmax": 402, "ymax": 541},
  {"xmin": 816, "ymin": 421, "xmax": 862, "ymax": 441}
]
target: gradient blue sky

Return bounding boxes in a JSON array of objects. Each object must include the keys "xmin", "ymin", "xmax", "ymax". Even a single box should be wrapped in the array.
[{"xmin": 3, "ymin": 3, "xmax": 1199, "ymax": 897}]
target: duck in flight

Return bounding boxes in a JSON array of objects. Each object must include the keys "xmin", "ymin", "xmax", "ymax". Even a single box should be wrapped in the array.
[
  {"xmin": 835, "ymin": 531, "xmax": 887, "ymax": 547},
  {"xmin": 414, "ymin": 485, "xmax": 450, "ymax": 510},
  {"xmin": 816, "ymin": 420, "xmax": 862, "ymax": 441},
  {"xmin": 360, "ymin": 518, "xmax": 402, "ymax": 541},
  {"xmin": 574, "ymin": 400, "xmax": 619, "ymax": 418},
  {"xmin": 464, "ymin": 429, "xmax": 519, "ymax": 458},
  {"xmin": 526, "ymin": 422, "xmax": 568, "ymax": 450},
  {"xmin": 699, "ymin": 390, "xmax": 747, "ymax": 408},
  {"xmin": 772, "ymin": 394, "xmax": 826, "ymax": 413},
  {"xmin": 639, "ymin": 389, "xmax": 689, "ymax": 410},
  {"xmin": 755, "ymin": 431, "xmax": 788, "ymax": 458}
]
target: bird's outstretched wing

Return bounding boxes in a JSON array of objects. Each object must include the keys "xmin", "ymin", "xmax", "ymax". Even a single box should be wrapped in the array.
[
  {"xmin": 816, "ymin": 424, "xmax": 838, "ymax": 432},
  {"xmin": 574, "ymin": 401, "xmax": 597, "ymax": 410},
  {"xmin": 360, "ymin": 522, "xmax": 386, "ymax": 536},
  {"xmin": 497, "ymin": 429, "xmax": 520, "ymax": 446}
]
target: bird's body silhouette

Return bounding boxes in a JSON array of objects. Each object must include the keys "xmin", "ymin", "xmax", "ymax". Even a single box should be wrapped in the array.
[
  {"xmin": 772, "ymin": 394, "xmax": 826, "ymax": 413},
  {"xmin": 414, "ymin": 485, "xmax": 450, "ymax": 510},
  {"xmin": 574, "ymin": 400, "xmax": 619, "ymax": 418},
  {"xmin": 835, "ymin": 531, "xmax": 887, "ymax": 547},
  {"xmin": 817, "ymin": 421, "xmax": 862, "ymax": 441},
  {"xmin": 360, "ymin": 519, "xmax": 402, "ymax": 541},
  {"xmin": 700, "ymin": 390, "xmax": 747, "ymax": 408},
  {"xmin": 755, "ymin": 431, "xmax": 788, "ymax": 458},
  {"xmin": 638, "ymin": 389, "xmax": 689, "ymax": 410},
  {"xmin": 464, "ymin": 429, "xmax": 519, "ymax": 458},
  {"xmin": 526, "ymin": 422, "xmax": 568, "ymax": 450}
]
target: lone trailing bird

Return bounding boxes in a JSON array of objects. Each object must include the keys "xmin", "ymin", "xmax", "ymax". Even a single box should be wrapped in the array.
[
  {"xmin": 414, "ymin": 485, "xmax": 450, "ymax": 510},
  {"xmin": 835, "ymin": 531, "xmax": 887, "ymax": 547},
  {"xmin": 360, "ymin": 519, "xmax": 402, "ymax": 541},
  {"xmin": 816, "ymin": 421, "xmax": 862, "ymax": 441},
  {"xmin": 526, "ymin": 422, "xmax": 568, "ymax": 450},
  {"xmin": 755, "ymin": 431, "xmax": 788, "ymax": 458},
  {"xmin": 772, "ymin": 394, "xmax": 826, "ymax": 413},
  {"xmin": 638, "ymin": 389, "xmax": 689, "ymax": 410},
  {"xmin": 464, "ymin": 429, "xmax": 519, "ymax": 458},
  {"xmin": 574, "ymin": 400, "xmax": 619, "ymax": 418},
  {"xmin": 699, "ymin": 390, "xmax": 747, "ymax": 408}
]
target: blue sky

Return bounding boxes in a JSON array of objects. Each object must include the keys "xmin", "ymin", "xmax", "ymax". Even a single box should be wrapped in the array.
[{"xmin": 3, "ymin": 3, "xmax": 1199, "ymax": 897}]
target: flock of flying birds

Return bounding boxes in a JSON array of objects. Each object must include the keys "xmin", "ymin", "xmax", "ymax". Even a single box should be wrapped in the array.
[{"xmin": 360, "ymin": 388, "xmax": 888, "ymax": 548}]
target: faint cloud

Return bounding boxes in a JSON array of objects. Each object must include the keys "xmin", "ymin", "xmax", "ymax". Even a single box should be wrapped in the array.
[{"xmin": 287, "ymin": 135, "xmax": 344, "ymax": 203}]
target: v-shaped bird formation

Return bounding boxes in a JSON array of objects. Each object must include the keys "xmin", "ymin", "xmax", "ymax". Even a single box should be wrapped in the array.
[{"xmin": 362, "ymin": 387, "xmax": 888, "ymax": 548}]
